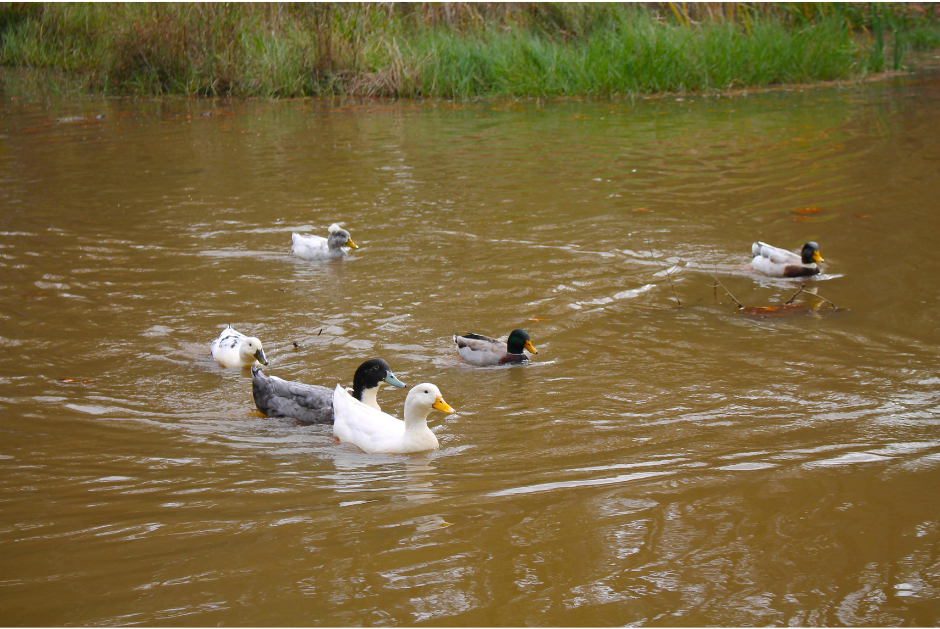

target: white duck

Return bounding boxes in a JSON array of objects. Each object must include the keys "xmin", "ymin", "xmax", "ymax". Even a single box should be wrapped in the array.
[
  {"xmin": 332, "ymin": 383, "xmax": 455, "ymax": 454},
  {"xmin": 291, "ymin": 223, "xmax": 359, "ymax": 260},
  {"xmin": 210, "ymin": 326, "xmax": 268, "ymax": 368},
  {"xmin": 750, "ymin": 241, "xmax": 824, "ymax": 277}
]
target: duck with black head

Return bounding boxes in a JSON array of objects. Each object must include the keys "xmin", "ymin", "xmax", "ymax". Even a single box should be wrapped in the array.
[
  {"xmin": 251, "ymin": 358, "xmax": 405, "ymax": 425},
  {"xmin": 750, "ymin": 241, "xmax": 825, "ymax": 277},
  {"xmin": 453, "ymin": 329, "xmax": 539, "ymax": 366}
]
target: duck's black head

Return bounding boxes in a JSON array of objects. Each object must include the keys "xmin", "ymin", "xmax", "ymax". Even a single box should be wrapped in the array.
[
  {"xmin": 801, "ymin": 241, "xmax": 824, "ymax": 265},
  {"xmin": 352, "ymin": 358, "xmax": 406, "ymax": 399},
  {"xmin": 506, "ymin": 329, "xmax": 538, "ymax": 355}
]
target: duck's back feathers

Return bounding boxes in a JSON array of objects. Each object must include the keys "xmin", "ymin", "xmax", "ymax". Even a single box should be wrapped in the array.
[
  {"xmin": 752, "ymin": 242, "xmax": 801, "ymax": 265},
  {"xmin": 454, "ymin": 333, "xmax": 510, "ymax": 366},
  {"xmin": 251, "ymin": 366, "xmax": 333, "ymax": 424}
]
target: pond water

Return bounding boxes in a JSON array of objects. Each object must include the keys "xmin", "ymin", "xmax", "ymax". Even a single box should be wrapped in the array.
[{"xmin": 1, "ymin": 68, "xmax": 940, "ymax": 626}]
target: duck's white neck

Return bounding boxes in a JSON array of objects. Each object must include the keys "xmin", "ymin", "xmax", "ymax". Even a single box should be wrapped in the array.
[
  {"xmin": 403, "ymin": 397, "xmax": 433, "ymax": 427},
  {"xmin": 395, "ymin": 390, "xmax": 444, "ymax": 453},
  {"xmin": 401, "ymin": 403, "xmax": 439, "ymax": 451},
  {"xmin": 360, "ymin": 385, "xmax": 381, "ymax": 411}
]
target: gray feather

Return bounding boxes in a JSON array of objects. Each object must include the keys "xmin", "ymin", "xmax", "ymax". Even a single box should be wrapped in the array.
[{"xmin": 252, "ymin": 366, "xmax": 334, "ymax": 425}]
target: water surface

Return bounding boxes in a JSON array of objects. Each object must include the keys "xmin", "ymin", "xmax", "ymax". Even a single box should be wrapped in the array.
[{"xmin": 1, "ymin": 70, "xmax": 940, "ymax": 626}]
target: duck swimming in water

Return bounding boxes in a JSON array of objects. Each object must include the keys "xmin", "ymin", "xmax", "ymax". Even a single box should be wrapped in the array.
[
  {"xmin": 251, "ymin": 358, "xmax": 405, "ymax": 425},
  {"xmin": 210, "ymin": 326, "xmax": 268, "ymax": 369},
  {"xmin": 453, "ymin": 329, "xmax": 538, "ymax": 366},
  {"xmin": 332, "ymin": 382, "xmax": 455, "ymax": 454},
  {"xmin": 291, "ymin": 223, "xmax": 359, "ymax": 261},
  {"xmin": 750, "ymin": 241, "xmax": 825, "ymax": 277}
]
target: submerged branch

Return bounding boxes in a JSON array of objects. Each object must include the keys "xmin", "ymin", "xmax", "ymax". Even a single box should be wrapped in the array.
[
  {"xmin": 707, "ymin": 273, "xmax": 744, "ymax": 309},
  {"xmin": 783, "ymin": 284, "xmax": 807, "ymax": 305}
]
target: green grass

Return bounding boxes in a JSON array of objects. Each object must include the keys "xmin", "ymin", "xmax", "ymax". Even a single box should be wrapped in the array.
[
  {"xmin": 405, "ymin": 15, "xmax": 864, "ymax": 98},
  {"xmin": 0, "ymin": 3, "xmax": 938, "ymax": 98}
]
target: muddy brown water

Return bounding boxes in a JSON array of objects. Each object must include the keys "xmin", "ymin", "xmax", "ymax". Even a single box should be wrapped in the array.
[{"xmin": 1, "ymin": 69, "xmax": 940, "ymax": 626}]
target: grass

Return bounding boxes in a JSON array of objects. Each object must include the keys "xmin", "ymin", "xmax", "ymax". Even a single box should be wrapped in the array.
[
  {"xmin": 406, "ymin": 16, "xmax": 863, "ymax": 98},
  {"xmin": 0, "ymin": 3, "xmax": 938, "ymax": 99}
]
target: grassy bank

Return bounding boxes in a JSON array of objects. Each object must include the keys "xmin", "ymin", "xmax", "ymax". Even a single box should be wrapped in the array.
[{"xmin": 1, "ymin": 3, "xmax": 938, "ymax": 98}]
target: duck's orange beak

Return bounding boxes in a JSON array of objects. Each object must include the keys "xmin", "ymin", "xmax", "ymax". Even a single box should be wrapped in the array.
[
  {"xmin": 346, "ymin": 238, "xmax": 359, "ymax": 249},
  {"xmin": 432, "ymin": 397, "xmax": 455, "ymax": 414},
  {"xmin": 812, "ymin": 250, "xmax": 824, "ymax": 263},
  {"xmin": 524, "ymin": 340, "xmax": 538, "ymax": 354}
]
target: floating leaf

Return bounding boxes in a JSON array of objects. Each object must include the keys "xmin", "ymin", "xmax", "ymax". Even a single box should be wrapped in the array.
[
  {"xmin": 793, "ymin": 207, "xmax": 823, "ymax": 214},
  {"xmin": 58, "ymin": 378, "xmax": 96, "ymax": 384},
  {"xmin": 741, "ymin": 304, "xmax": 813, "ymax": 317}
]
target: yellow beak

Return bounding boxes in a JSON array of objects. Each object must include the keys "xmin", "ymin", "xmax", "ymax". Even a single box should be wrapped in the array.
[
  {"xmin": 346, "ymin": 238, "xmax": 359, "ymax": 249},
  {"xmin": 524, "ymin": 340, "xmax": 538, "ymax": 354},
  {"xmin": 432, "ymin": 397, "xmax": 455, "ymax": 414},
  {"xmin": 813, "ymin": 251, "xmax": 824, "ymax": 263}
]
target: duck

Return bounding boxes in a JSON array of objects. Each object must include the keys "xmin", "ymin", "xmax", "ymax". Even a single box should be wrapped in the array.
[
  {"xmin": 291, "ymin": 223, "xmax": 359, "ymax": 260},
  {"xmin": 750, "ymin": 241, "xmax": 825, "ymax": 277},
  {"xmin": 453, "ymin": 329, "xmax": 538, "ymax": 366},
  {"xmin": 251, "ymin": 358, "xmax": 405, "ymax": 425},
  {"xmin": 332, "ymin": 382, "xmax": 455, "ymax": 454},
  {"xmin": 210, "ymin": 326, "xmax": 268, "ymax": 368}
]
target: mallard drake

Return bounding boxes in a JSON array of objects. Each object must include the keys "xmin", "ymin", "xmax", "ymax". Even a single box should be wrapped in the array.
[
  {"xmin": 251, "ymin": 358, "xmax": 405, "ymax": 425},
  {"xmin": 750, "ymin": 241, "xmax": 825, "ymax": 277},
  {"xmin": 332, "ymin": 383, "xmax": 455, "ymax": 454},
  {"xmin": 210, "ymin": 326, "xmax": 268, "ymax": 368},
  {"xmin": 453, "ymin": 329, "xmax": 538, "ymax": 366},
  {"xmin": 291, "ymin": 223, "xmax": 359, "ymax": 260}
]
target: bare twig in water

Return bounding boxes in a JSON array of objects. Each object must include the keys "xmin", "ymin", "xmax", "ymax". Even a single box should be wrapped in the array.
[
  {"xmin": 811, "ymin": 292, "xmax": 840, "ymax": 310},
  {"xmin": 647, "ymin": 240, "xmax": 682, "ymax": 307},
  {"xmin": 707, "ymin": 272, "xmax": 744, "ymax": 309},
  {"xmin": 784, "ymin": 283, "xmax": 841, "ymax": 309},
  {"xmin": 784, "ymin": 284, "xmax": 807, "ymax": 305}
]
